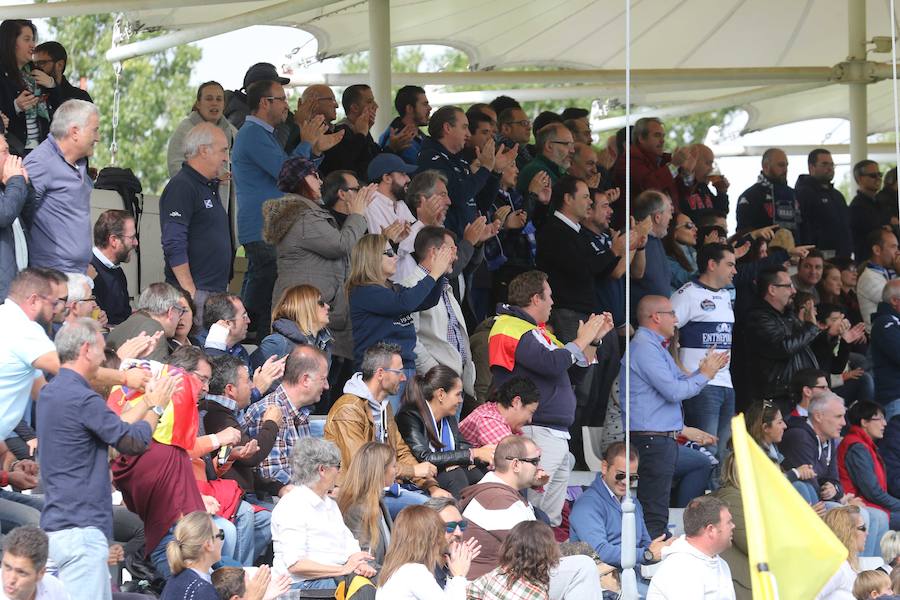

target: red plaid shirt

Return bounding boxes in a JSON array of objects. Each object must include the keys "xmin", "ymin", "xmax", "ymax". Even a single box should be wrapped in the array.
[{"xmin": 459, "ymin": 402, "xmax": 516, "ymax": 447}]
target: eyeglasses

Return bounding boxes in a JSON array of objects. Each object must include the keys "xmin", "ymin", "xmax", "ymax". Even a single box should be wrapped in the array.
[
  {"xmin": 117, "ymin": 233, "xmax": 138, "ymax": 242},
  {"xmin": 264, "ymin": 95, "xmax": 287, "ymax": 103},
  {"xmin": 677, "ymin": 222, "xmax": 696, "ymax": 230},
  {"xmin": 36, "ymin": 294, "xmax": 66, "ymax": 308},
  {"xmin": 321, "ymin": 462, "xmax": 341, "ymax": 470},
  {"xmin": 614, "ymin": 472, "xmax": 640, "ymax": 483},
  {"xmin": 382, "ymin": 367, "xmax": 405, "ymax": 375},
  {"xmin": 343, "ymin": 186, "xmax": 360, "ymax": 193},
  {"xmin": 192, "ymin": 371, "xmax": 211, "ymax": 385},
  {"xmin": 32, "ymin": 59, "xmax": 55, "ymax": 68},
  {"xmin": 857, "ymin": 525, "xmax": 868, "ymax": 532},
  {"xmin": 506, "ymin": 456, "xmax": 541, "ymax": 466},
  {"xmin": 213, "ymin": 529, "xmax": 225, "ymax": 541},
  {"xmin": 444, "ymin": 520, "xmax": 468, "ymax": 533},
  {"xmin": 655, "ymin": 310, "xmax": 676, "ymax": 317},
  {"xmin": 862, "ymin": 172, "xmax": 883, "ymax": 179},
  {"xmin": 508, "ymin": 119, "xmax": 531, "ymax": 127},
  {"xmin": 550, "ymin": 140, "xmax": 575, "ymax": 148},
  {"xmin": 76, "ymin": 296, "xmax": 97, "ymax": 304},
  {"xmin": 171, "ymin": 305, "xmax": 189, "ymax": 316},
  {"xmin": 812, "ymin": 384, "xmax": 830, "ymax": 390},
  {"xmin": 771, "ymin": 283, "xmax": 794, "ymax": 288},
  {"xmin": 383, "ymin": 249, "xmax": 396, "ymax": 258},
  {"xmin": 317, "ymin": 298, "xmax": 327, "ymax": 307}
]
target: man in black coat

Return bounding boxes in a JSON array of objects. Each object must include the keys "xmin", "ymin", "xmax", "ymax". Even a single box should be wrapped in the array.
[
  {"xmin": 32, "ymin": 42, "xmax": 92, "ymax": 119},
  {"xmin": 795, "ymin": 149, "xmax": 852, "ymax": 259}
]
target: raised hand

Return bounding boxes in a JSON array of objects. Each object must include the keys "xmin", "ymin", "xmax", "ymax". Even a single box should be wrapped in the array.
[{"xmin": 347, "ymin": 183, "xmax": 377, "ymax": 215}]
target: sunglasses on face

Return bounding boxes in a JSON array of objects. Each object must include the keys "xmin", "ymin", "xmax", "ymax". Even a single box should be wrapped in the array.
[
  {"xmin": 506, "ymin": 456, "xmax": 541, "ymax": 466},
  {"xmin": 614, "ymin": 472, "xmax": 640, "ymax": 483},
  {"xmin": 383, "ymin": 249, "xmax": 396, "ymax": 258},
  {"xmin": 317, "ymin": 298, "xmax": 327, "ymax": 307},
  {"xmin": 213, "ymin": 529, "xmax": 225, "ymax": 541},
  {"xmin": 444, "ymin": 520, "xmax": 468, "ymax": 533}
]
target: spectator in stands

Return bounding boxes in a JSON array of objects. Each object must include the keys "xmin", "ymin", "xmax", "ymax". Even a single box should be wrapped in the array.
[
  {"xmin": 232, "ymin": 79, "xmax": 335, "ymax": 341},
  {"xmin": 853, "ymin": 570, "xmax": 893, "ymax": 600},
  {"xmin": 464, "ymin": 110, "xmax": 496, "ymax": 165},
  {"xmin": 630, "ymin": 189, "xmax": 674, "ymax": 313},
  {"xmin": 38, "ymin": 318, "xmax": 168, "ymax": 599},
  {"xmin": 871, "ymin": 280, "xmax": 900, "ymax": 420},
  {"xmin": 646, "ymin": 495, "xmax": 736, "ymax": 600},
  {"xmin": 377, "ymin": 504, "xmax": 472, "ymax": 598},
  {"xmin": 881, "ymin": 531, "xmax": 900, "ymax": 572},
  {"xmin": 57, "ymin": 272, "xmax": 106, "ymax": 333},
  {"xmin": 489, "ymin": 270, "xmax": 607, "ymax": 525},
  {"xmin": 562, "ymin": 108, "xmax": 592, "ymax": 147},
  {"xmin": 497, "ymin": 106, "xmax": 533, "ymax": 169},
  {"xmin": 859, "ymin": 229, "xmax": 899, "ymax": 332},
  {"xmin": 663, "ymin": 212, "xmax": 699, "ymax": 291},
  {"xmin": 467, "ymin": 520, "xmax": 560, "ymax": 600},
  {"xmin": 201, "ymin": 354, "xmax": 279, "ymax": 503},
  {"xmin": 364, "ymin": 153, "xmax": 417, "ymax": 237},
  {"xmin": 336, "ymin": 441, "xmax": 395, "ymax": 566},
  {"xmin": 317, "ymin": 84, "xmax": 379, "ymax": 177},
  {"xmin": 781, "ymin": 392, "xmax": 888, "ymax": 558},
  {"xmin": 250, "ymin": 284, "xmax": 333, "ymax": 377},
  {"xmin": 169, "ymin": 289, "xmax": 196, "ymax": 351},
  {"xmin": 417, "ymin": 105, "xmax": 510, "ymax": 237},
  {"xmin": 625, "ymin": 294, "xmax": 728, "ymax": 538},
  {"xmin": 390, "ymin": 170, "xmax": 448, "ymax": 281},
  {"xmin": 166, "ymin": 81, "xmax": 237, "ymax": 212},
  {"xmin": 325, "ymin": 342, "xmax": 445, "ymax": 517},
  {"xmin": 852, "ymin": 160, "xmax": 890, "ymax": 261},
  {"xmin": 224, "ymin": 63, "xmax": 292, "ymax": 140},
  {"xmin": 243, "ymin": 345, "xmax": 329, "ymax": 499},
  {"xmin": 676, "ymin": 144, "xmax": 730, "ymax": 221},
  {"xmin": 819, "ymin": 262, "xmax": 855, "ymax": 318},
  {"xmin": 709, "ymin": 454, "xmax": 748, "ymax": 600},
  {"xmin": 819, "ymin": 506, "xmax": 865, "ymax": 600},
  {"xmin": 347, "ymin": 233, "xmax": 451, "ymax": 391},
  {"xmin": 736, "ymin": 148, "xmax": 804, "ymax": 242},
  {"xmin": 812, "ymin": 303, "xmax": 870, "ymax": 404},
  {"xmin": 160, "ymin": 123, "xmax": 234, "ymax": 326},
  {"xmin": 838, "ymin": 401, "xmax": 900, "ymax": 529},
  {"xmin": 262, "ymin": 159, "xmax": 370, "ymax": 386},
  {"xmin": 459, "ymin": 375, "xmax": 539, "ymax": 447},
  {"xmin": 23, "ymin": 99, "xmax": 97, "ymax": 273},
  {"xmin": 0, "ymin": 134, "xmax": 30, "ymax": 298},
  {"xmin": 399, "ymin": 227, "xmax": 475, "ymax": 395},
  {"xmin": 569, "ymin": 442, "xmax": 671, "ymax": 595},
  {"xmin": 0, "ymin": 20, "xmax": 48, "ymax": 154},
  {"xmin": 743, "ymin": 266, "xmax": 822, "ymax": 413},
  {"xmin": 795, "ymin": 148, "xmax": 852, "ymax": 259},
  {"xmin": 90, "ymin": 209, "xmax": 136, "ymax": 326},
  {"xmin": 1, "ymin": 526, "xmax": 68, "ymax": 600},
  {"xmin": 459, "ymin": 435, "xmax": 601, "ymax": 596},
  {"xmin": 270, "ymin": 437, "xmax": 375, "ymax": 590},
  {"xmin": 377, "ymin": 85, "xmax": 429, "ymax": 165},
  {"xmin": 212, "ymin": 565, "xmax": 290, "ymax": 600},
  {"xmin": 835, "ymin": 257, "xmax": 865, "ymax": 327},
  {"xmin": 517, "ymin": 122, "xmax": 573, "ymax": 195},
  {"xmin": 877, "ymin": 167, "xmax": 899, "ymax": 227},
  {"xmin": 791, "ymin": 250, "xmax": 825, "ymax": 302},
  {"xmin": 396, "ymin": 365, "xmax": 493, "ymax": 498},
  {"xmin": 160, "ymin": 511, "xmax": 222, "ymax": 600}
]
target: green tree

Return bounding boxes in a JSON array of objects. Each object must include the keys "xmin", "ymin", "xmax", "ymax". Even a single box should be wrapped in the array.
[{"xmin": 43, "ymin": 14, "xmax": 201, "ymax": 194}]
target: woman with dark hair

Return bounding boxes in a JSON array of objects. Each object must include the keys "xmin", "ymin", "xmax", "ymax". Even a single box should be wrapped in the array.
[
  {"xmin": 395, "ymin": 365, "xmax": 494, "ymax": 498},
  {"xmin": 467, "ymin": 520, "xmax": 560, "ymax": 600},
  {"xmin": 832, "ymin": 256, "xmax": 865, "ymax": 326},
  {"xmin": 167, "ymin": 80, "xmax": 238, "ymax": 207},
  {"xmin": 838, "ymin": 401, "xmax": 900, "ymax": 529},
  {"xmin": 0, "ymin": 20, "xmax": 48, "ymax": 154},
  {"xmin": 169, "ymin": 287, "xmax": 197, "ymax": 351},
  {"xmin": 663, "ymin": 212, "xmax": 698, "ymax": 291}
]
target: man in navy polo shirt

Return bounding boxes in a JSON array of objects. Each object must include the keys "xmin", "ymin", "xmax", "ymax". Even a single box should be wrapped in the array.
[{"xmin": 160, "ymin": 122, "xmax": 234, "ymax": 327}]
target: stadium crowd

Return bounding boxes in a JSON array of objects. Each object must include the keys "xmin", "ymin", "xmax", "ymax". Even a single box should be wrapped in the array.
[{"xmin": 5, "ymin": 15, "xmax": 900, "ymax": 600}]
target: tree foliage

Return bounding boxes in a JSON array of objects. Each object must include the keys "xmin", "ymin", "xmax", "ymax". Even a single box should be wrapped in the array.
[{"xmin": 43, "ymin": 14, "xmax": 201, "ymax": 194}]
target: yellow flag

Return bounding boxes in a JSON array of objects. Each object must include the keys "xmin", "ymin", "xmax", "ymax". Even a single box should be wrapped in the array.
[{"xmin": 731, "ymin": 414, "xmax": 848, "ymax": 600}]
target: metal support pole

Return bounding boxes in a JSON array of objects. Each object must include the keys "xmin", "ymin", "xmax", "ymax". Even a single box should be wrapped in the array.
[
  {"xmin": 368, "ymin": 0, "xmax": 392, "ymax": 136},
  {"xmin": 848, "ymin": 0, "xmax": 868, "ymax": 168}
]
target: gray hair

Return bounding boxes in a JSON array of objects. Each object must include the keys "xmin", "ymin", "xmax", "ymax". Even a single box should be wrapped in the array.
[
  {"xmin": 406, "ymin": 170, "xmax": 447, "ymax": 211},
  {"xmin": 183, "ymin": 122, "xmax": 219, "ymax": 160},
  {"xmin": 882, "ymin": 279, "xmax": 900, "ymax": 303},
  {"xmin": 290, "ymin": 437, "xmax": 341, "ymax": 486},
  {"xmin": 424, "ymin": 497, "xmax": 459, "ymax": 513},
  {"xmin": 56, "ymin": 318, "xmax": 103, "ymax": 363},
  {"xmin": 881, "ymin": 531, "xmax": 900, "ymax": 565},
  {"xmin": 49, "ymin": 99, "xmax": 99, "ymax": 140},
  {"xmin": 535, "ymin": 122, "xmax": 566, "ymax": 156},
  {"xmin": 808, "ymin": 391, "xmax": 844, "ymax": 416},
  {"xmin": 361, "ymin": 342, "xmax": 402, "ymax": 381},
  {"xmin": 631, "ymin": 117, "xmax": 662, "ymax": 144},
  {"xmin": 66, "ymin": 272, "xmax": 93, "ymax": 302},
  {"xmin": 136, "ymin": 282, "xmax": 181, "ymax": 316},
  {"xmin": 632, "ymin": 189, "xmax": 668, "ymax": 221}
]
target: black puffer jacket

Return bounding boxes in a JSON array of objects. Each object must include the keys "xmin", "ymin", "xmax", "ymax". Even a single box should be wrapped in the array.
[
  {"xmin": 395, "ymin": 405, "xmax": 473, "ymax": 470},
  {"xmin": 743, "ymin": 297, "xmax": 822, "ymax": 402}
]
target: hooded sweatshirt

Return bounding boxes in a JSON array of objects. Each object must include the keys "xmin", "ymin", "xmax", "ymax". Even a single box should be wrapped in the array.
[{"xmin": 646, "ymin": 536, "xmax": 736, "ymax": 600}]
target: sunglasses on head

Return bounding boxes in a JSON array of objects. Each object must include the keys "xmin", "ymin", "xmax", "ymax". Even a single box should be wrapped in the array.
[{"xmin": 444, "ymin": 520, "xmax": 468, "ymax": 533}]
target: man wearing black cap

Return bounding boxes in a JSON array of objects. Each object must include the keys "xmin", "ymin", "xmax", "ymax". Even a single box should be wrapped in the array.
[{"xmin": 225, "ymin": 62, "xmax": 300, "ymax": 151}]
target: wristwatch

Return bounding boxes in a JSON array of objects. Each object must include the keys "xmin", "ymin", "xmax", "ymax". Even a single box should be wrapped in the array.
[
  {"xmin": 643, "ymin": 548, "xmax": 656, "ymax": 563},
  {"xmin": 151, "ymin": 405, "xmax": 165, "ymax": 418}
]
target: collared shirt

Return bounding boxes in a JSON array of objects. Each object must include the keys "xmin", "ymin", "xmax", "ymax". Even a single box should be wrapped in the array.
[
  {"xmin": 243, "ymin": 384, "xmax": 311, "ymax": 485},
  {"xmin": 620, "ymin": 327, "xmax": 710, "ymax": 432},
  {"xmin": 271, "ymin": 484, "xmax": 361, "ymax": 584},
  {"xmin": 0, "ymin": 573, "xmax": 68, "ymax": 599},
  {"xmin": 458, "ymin": 402, "xmax": 516, "ymax": 447},
  {"xmin": 553, "ymin": 210, "xmax": 581, "ymax": 232},
  {"xmin": 205, "ymin": 393, "xmax": 238, "ymax": 413},
  {"xmin": 421, "ymin": 265, "xmax": 467, "ymax": 362},
  {"xmin": 244, "ymin": 115, "xmax": 274, "ymax": 133},
  {"xmin": 92, "ymin": 246, "xmax": 118, "ymax": 270}
]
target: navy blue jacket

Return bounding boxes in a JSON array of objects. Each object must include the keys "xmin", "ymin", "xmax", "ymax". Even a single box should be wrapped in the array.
[
  {"xmin": 851, "ymin": 191, "xmax": 889, "ymax": 261},
  {"xmin": 881, "ymin": 417, "xmax": 900, "ymax": 498},
  {"xmin": 160, "ymin": 568, "xmax": 218, "ymax": 600},
  {"xmin": 630, "ymin": 235, "xmax": 671, "ymax": 315},
  {"xmin": 0, "ymin": 176, "xmax": 32, "ymax": 299},
  {"xmin": 90, "ymin": 252, "xmax": 131, "ymax": 326},
  {"xmin": 779, "ymin": 419, "xmax": 843, "ymax": 501},
  {"xmin": 870, "ymin": 301, "xmax": 900, "ymax": 405},
  {"xmin": 794, "ymin": 174, "xmax": 852, "ymax": 258},
  {"xmin": 349, "ymin": 275, "xmax": 444, "ymax": 369},
  {"xmin": 159, "ymin": 163, "xmax": 234, "ymax": 292}
]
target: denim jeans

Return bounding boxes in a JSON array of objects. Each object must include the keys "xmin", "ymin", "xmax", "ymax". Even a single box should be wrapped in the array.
[
  {"xmin": 47, "ymin": 526, "xmax": 111, "ymax": 600},
  {"xmin": 241, "ymin": 241, "xmax": 277, "ymax": 340},
  {"xmin": 633, "ymin": 434, "xmax": 678, "ymax": 539},
  {"xmin": 683, "ymin": 385, "xmax": 734, "ymax": 483},
  {"xmin": 382, "ymin": 487, "xmax": 427, "ymax": 520},
  {"xmin": 0, "ymin": 488, "xmax": 42, "ymax": 532},
  {"xmin": 791, "ymin": 480, "xmax": 820, "ymax": 504},
  {"xmin": 671, "ymin": 444, "xmax": 714, "ymax": 508},
  {"xmin": 151, "ymin": 516, "xmax": 238, "ymax": 579},
  {"xmin": 522, "ymin": 425, "xmax": 573, "ymax": 527},
  {"xmin": 234, "ymin": 501, "xmax": 271, "ymax": 566}
]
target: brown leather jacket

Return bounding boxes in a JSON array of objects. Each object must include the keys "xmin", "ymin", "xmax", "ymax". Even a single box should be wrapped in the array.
[{"xmin": 324, "ymin": 392, "xmax": 438, "ymax": 491}]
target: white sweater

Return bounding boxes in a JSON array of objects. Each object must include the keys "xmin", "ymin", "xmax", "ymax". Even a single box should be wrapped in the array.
[
  {"xmin": 647, "ymin": 536, "xmax": 736, "ymax": 600},
  {"xmin": 376, "ymin": 563, "xmax": 466, "ymax": 600}
]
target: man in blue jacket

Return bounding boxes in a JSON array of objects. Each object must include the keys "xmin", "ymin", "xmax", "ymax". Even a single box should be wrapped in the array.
[
  {"xmin": 871, "ymin": 280, "xmax": 900, "ymax": 421},
  {"xmin": 569, "ymin": 442, "xmax": 672, "ymax": 596}
]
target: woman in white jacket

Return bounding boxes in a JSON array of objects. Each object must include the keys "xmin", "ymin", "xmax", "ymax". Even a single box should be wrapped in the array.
[
  {"xmin": 818, "ymin": 505, "xmax": 867, "ymax": 600},
  {"xmin": 376, "ymin": 505, "xmax": 476, "ymax": 599}
]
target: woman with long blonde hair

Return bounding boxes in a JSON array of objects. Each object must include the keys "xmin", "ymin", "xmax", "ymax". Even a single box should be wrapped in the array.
[
  {"xmin": 376, "ymin": 505, "xmax": 474, "ymax": 599},
  {"xmin": 161, "ymin": 511, "xmax": 224, "ymax": 600},
  {"xmin": 337, "ymin": 441, "xmax": 397, "ymax": 564},
  {"xmin": 347, "ymin": 233, "xmax": 453, "ymax": 410},
  {"xmin": 819, "ymin": 505, "xmax": 866, "ymax": 600}
]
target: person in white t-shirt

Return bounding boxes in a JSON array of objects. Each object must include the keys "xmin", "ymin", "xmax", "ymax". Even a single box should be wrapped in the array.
[
  {"xmin": 1, "ymin": 526, "xmax": 69, "ymax": 600},
  {"xmin": 671, "ymin": 243, "xmax": 737, "ymax": 471}
]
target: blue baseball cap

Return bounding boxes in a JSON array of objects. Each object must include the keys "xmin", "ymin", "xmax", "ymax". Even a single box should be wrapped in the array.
[{"xmin": 367, "ymin": 153, "xmax": 418, "ymax": 183}]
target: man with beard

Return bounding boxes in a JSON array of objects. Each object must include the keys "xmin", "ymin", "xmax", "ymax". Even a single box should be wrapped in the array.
[
  {"xmin": 90, "ymin": 209, "xmax": 138, "ymax": 326},
  {"xmin": 378, "ymin": 85, "xmax": 430, "ymax": 166},
  {"xmin": 795, "ymin": 149, "xmax": 852, "ymax": 259},
  {"xmin": 364, "ymin": 153, "xmax": 418, "ymax": 237},
  {"xmin": 736, "ymin": 148, "xmax": 806, "ymax": 243}
]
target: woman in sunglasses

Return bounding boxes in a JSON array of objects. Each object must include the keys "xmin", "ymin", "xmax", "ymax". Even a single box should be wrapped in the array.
[
  {"xmin": 160, "ymin": 511, "xmax": 225, "ymax": 600},
  {"xmin": 347, "ymin": 234, "xmax": 453, "ymax": 410},
  {"xmin": 663, "ymin": 212, "xmax": 699, "ymax": 292}
]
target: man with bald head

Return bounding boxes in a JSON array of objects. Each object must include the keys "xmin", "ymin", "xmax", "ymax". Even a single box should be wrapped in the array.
[
  {"xmin": 676, "ymin": 144, "xmax": 730, "ymax": 221},
  {"xmin": 568, "ymin": 142, "xmax": 600, "ymax": 189},
  {"xmin": 794, "ymin": 149, "xmax": 852, "ymax": 258},
  {"xmin": 736, "ymin": 147, "xmax": 805, "ymax": 242},
  {"xmin": 622, "ymin": 294, "xmax": 729, "ymax": 537}
]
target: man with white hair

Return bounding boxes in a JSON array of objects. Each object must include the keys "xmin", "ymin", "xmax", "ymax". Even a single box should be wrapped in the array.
[
  {"xmin": 54, "ymin": 273, "xmax": 107, "ymax": 334},
  {"xmin": 23, "ymin": 99, "xmax": 99, "ymax": 274},
  {"xmin": 160, "ymin": 122, "xmax": 234, "ymax": 326}
]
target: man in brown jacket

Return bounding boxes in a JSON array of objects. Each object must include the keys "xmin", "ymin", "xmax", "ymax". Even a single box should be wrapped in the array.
[{"xmin": 325, "ymin": 342, "xmax": 451, "ymax": 518}]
